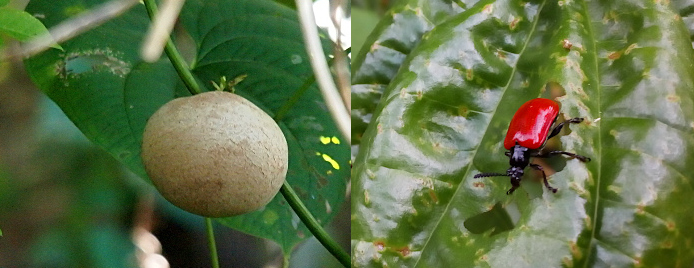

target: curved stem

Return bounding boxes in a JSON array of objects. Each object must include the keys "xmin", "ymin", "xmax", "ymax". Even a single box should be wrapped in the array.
[
  {"xmin": 205, "ymin": 218, "xmax": 221, "ymax": 268},
  {"xmin": 279, "ymin": 181, "xmax": 350, "ymax": 267},
  {"xmin": 142, "ymin": 0, "xmax": 201, "ymax": 95}
]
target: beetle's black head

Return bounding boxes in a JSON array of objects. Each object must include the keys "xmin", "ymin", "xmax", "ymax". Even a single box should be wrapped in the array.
[
  {"xmin": 503, "ymin": 144, "xmax": 532, "ymax": 195},
  {"xmin": 506, "ymin": 166, "xmax": 523, "ymax": 192}
]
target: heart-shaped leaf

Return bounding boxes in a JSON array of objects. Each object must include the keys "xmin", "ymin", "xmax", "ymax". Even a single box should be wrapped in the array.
[
  {"xmin": 24, "ymin": 0, "xmax": 348, "ymax": 255},
  {"xmin": 352, "ymin": 0, "xmax": 694, "ymax": 266}
]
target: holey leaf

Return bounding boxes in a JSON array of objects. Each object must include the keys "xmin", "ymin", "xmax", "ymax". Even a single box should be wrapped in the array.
[
  {"xmin": 351, "ymin": 0, "xmax": 694, "ymax": 267},
  {"xmin": 24, "ymin": 0, "xmax": 348, "ymax": 255}
]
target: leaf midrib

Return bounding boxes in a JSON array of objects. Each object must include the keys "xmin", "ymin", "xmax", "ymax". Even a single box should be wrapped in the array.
[
  {"xmin": 580, "ymin": 0, "xmax": 602, "ymax": 266},
  {"xmin": 413, "ymin": 1, "xmax": 548, "ymax": 266}
]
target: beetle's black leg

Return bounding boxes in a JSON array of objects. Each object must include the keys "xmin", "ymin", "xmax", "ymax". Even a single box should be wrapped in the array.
[
  {"xmin": 530, "ymin": 163, "xmax": 557, "ymax": 193},
  {"xmin": 536, "ymin": 150, "xmax": 591, "ymax": 162},
  {"xmin": 547, "ymin": 117, "xmax": 584, "ymax": 140},
  {"xmin": 507, "ymin": 175, "xmax": 521, "ymax": 195},
  {"xmin": 506, "ymin": 185, "xmax": 519, "ymax": 195}
]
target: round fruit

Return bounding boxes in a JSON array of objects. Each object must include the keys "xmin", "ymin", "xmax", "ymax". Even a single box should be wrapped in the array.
[{"xmin": 141, "ymin": 91, "xmax": 288, "ymax": 217}]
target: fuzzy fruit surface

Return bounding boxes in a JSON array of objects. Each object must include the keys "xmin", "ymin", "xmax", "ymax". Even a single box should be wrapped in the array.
[{"xmin": 141, "ymin": 91, "xmax": 288, "ymax": 217}]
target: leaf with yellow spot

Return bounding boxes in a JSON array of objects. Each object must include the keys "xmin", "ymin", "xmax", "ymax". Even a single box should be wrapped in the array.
[{"xmin": 25, "ymin": 0, "xmax": 349, "ymax": 257}]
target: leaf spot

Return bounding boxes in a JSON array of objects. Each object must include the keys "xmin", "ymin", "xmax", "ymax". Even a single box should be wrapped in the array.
[
  {"xmin": 322, "ymin": 154, "xmax": 339, "ymax": 169},
  {"xmin": 428, "ymin": 189, "xmax": 438, "ymax": 204},
  {"xmin": 608, "ymin": 51, "xmax": 622, "ymax": 60},
  {"xmin": 290, "ymin": 54, "xmax": 302, "ymax": 64},
  {"xmin": 319, "ymin": 136, "xmax": 331, "ymax": 144},
  {"xmin": 666, "ymin": 94, "xmax": 680, "ymax": 103},
  {"xmin": 509, "ymin": 16, "xmax": 521, "ymax": 30},
  {"xmin": 465, "ymin": 69, "xmax": 474, "ymax": 80},
  {"xmin": 569, "ymin": 241, "xmax": 582, "ymax": 259},
  {"xmin": 395, "ymin": 246, "xmax": 410, "ymax": 257},
  {"xmin": 624, "ymin": 43, "xmax": 639, "ymax": 54},
  {"xmin": 373, "ymin": 241, "xmax": 385, "ymax": 251},
  {"xmin": 482, "ymin": 4, "xmax": 493, "ymax": 14}
]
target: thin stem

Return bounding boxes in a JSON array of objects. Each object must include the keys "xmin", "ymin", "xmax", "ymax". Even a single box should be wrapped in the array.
[
  {"xmin": 205, "ymin": 218, "xmax": 221, "ymax": 268},
  {"xmin": 142, "ymin": 0, "xmax": 201, "ymax": 95},
  {"xmin": 295, "ymin": 0, "xmax": 350, "ymax": 144},
  {"xmin": 279, "ymin": 181, "xmax": 350, "ymax": 267}
]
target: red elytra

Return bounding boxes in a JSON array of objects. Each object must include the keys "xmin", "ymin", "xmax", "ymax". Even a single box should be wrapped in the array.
[
  {"xmin": 503, "ymin": 98, "xmax": 559, "ymax": 150},
  {"xmin": 474, "ymin": 97, "xmax": 590, "ymax": 195}
]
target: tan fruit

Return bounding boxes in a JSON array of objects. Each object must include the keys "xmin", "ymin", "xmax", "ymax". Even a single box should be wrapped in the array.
[{"xmin": 141, "ymin": 91, "xmax": 288, "ymax": 217}]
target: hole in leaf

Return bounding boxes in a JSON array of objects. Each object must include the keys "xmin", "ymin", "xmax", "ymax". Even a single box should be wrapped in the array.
[{"xmin": 464, "ymin": 202, "xmax": 516, "ymax": 236}]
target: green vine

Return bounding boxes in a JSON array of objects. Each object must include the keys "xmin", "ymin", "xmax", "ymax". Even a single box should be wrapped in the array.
[
  {"xmin": 142, "ymin": 0, "xmax": 201, "ymax": 95},
  {"xmin": 205, "ymin": 218, "xmax": 220, "ymax": 268}
]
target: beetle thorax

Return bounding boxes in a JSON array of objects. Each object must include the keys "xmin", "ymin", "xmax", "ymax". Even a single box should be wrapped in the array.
[{"xmin": 508, "ymin": 144, "xmax": 530, "ymax": 168}]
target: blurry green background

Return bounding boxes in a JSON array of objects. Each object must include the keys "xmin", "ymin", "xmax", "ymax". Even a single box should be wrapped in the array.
[{"xmin": 351, "ymin": 0, "xmax": 383, "ymax": 60}]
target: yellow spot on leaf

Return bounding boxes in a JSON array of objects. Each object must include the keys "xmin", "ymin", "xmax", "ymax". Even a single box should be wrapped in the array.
[
  {"xmin": 320, "ymin": 135, "xmax": 341, "ymax": 145},
  {"xmin": 321, "ymin": 154, "xmax": 340, "ymax": 169},
  {"xmin": 262, "ymin": 210, "xmax": 279, "ymax": 225},
  {"xmin": 320, "ymin": 136, "xmax": 331, "ymax": 144}
]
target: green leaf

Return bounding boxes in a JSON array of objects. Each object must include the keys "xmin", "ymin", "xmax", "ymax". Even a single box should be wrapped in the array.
[
  {"xmin": 352, "ymin": 0, "xmax": 694, "ymax": 267},
  {"xmin": 24, "ymin": 0, "xmax": 348, "ymax": 256},
  {"xmin": 180, "ymin": 0, "xmax": 348, "ymax": 253},
  {"xmin": 0, "ymin": 7, "xmax": 60, "ymax": 49},
  {"xmin": 350, "ymin": 0, "xmax": 465, "ymax": 156}
]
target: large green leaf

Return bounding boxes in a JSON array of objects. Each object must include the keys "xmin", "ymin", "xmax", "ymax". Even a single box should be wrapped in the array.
[
  {"xmin": 350, "ymin": 0, "xmax": 469, "ymax": 158},
  {"xmin": 24, "ymin": 0, "xmax": 348, "ymax": 255},
  {"xmin": 352, "ymin": 0, "xmax": 694, "ymax": 267}
]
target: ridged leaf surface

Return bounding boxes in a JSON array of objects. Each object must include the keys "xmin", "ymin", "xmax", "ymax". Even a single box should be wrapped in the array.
[{"xmin": 351, "ymin": 0, "xmax": 694, "ymax": 267}]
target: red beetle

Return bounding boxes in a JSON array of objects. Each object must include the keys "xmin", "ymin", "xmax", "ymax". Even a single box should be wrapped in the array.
[{"xmin": 475, "ymin": 98, "xmax": 590, "ymax": 195}]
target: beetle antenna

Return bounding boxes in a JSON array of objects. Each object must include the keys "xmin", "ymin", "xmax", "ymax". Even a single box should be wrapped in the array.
[{"xmin": 474, "ymin": 172, "xmax": 507, "ymax": 178}]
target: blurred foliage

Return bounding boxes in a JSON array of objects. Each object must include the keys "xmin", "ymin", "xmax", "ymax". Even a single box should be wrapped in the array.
[
  {"xmin": 0, "ymin": 1, "xmax": 59, "ymax": 53},
  {"xmin": 352, "ymin": 0, "xmax": 396, "ymax": 16},
  {"xmin": 351, "ymin": 7, "xmax": 379, "ymax": 60},
  {"xmin": 0, "ymin": 96, "xmax": 141, "ymax": 267}
]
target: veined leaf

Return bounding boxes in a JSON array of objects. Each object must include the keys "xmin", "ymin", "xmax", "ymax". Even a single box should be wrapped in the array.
[
  {"xmin": 24, "ymin": 0, "xmax": 348, "ymax": 255},
  {"xmin": 352, "ymin": 0, "xmax": 694, "ymax": 267},
  {"xmin": 350, "ymin": 0, "xmax": 469, "ymax": 157}
]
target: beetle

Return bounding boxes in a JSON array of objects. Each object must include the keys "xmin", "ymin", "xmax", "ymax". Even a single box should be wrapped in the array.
[{"xmin": 474, "ymin": 98, "xmax": 590, "ymax": 195}]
